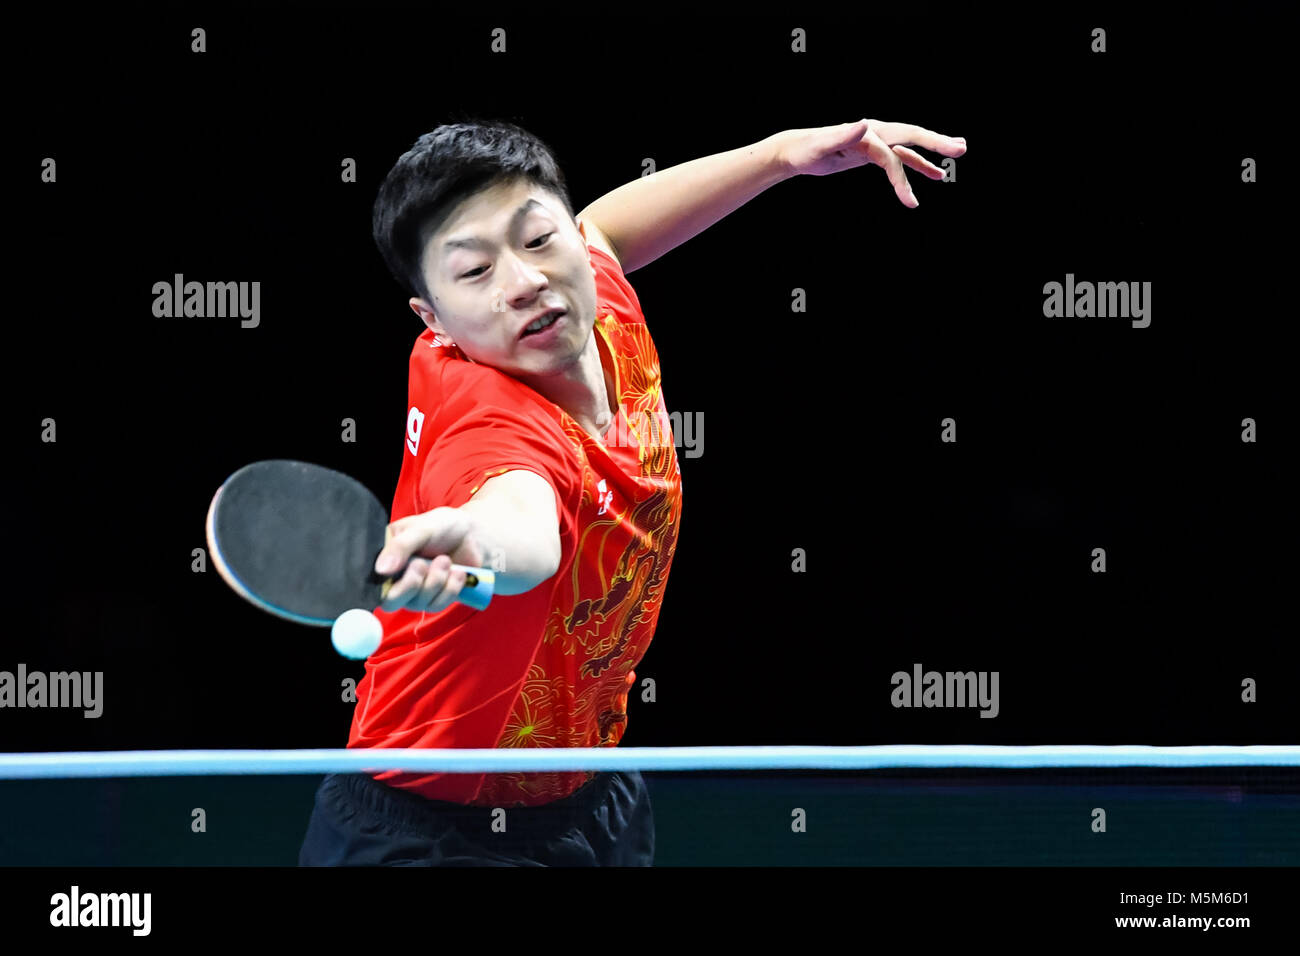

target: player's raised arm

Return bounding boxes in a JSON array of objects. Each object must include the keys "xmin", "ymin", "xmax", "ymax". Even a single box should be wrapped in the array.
[
  {"xmin": 577, "ymin": 133, "xmax": 790, "ymax": 275},
  {"xmin": 375, "ymin": 469, "xmax": 561, "ymax": 610},
  {"xmin": 578, "ymin": 119, "xmax": 965, "ymax": 273}
]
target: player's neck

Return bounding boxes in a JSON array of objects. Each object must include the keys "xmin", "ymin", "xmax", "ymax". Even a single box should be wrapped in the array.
[{"xmin": 528, "ymin": 330, "xmax": 617, "ymax": 442}]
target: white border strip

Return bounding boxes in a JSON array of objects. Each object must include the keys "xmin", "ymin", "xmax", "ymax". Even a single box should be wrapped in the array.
[{"xmin": 0, "ymin": 745, "xmax": 1298, "ymax": 778}]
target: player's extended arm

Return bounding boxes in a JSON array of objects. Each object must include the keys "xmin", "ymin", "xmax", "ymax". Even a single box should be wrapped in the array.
[
  {"xmin": 376, "ymin": 470, "xmax": 561, "ymax": 610},
  {"xmin": 458, "ymin": 470, "xmax": 562, "ymax": 596}
]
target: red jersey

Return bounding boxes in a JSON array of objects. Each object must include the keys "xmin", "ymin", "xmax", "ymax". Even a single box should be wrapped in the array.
[{"xmin": 347, "ymin": 246, "xmax": 683, "ymax": 807}]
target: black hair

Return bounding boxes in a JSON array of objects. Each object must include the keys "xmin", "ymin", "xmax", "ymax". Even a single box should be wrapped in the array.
[{"xmin": 372, "ymin": 117, "xmax": 576, "ymax": 308}]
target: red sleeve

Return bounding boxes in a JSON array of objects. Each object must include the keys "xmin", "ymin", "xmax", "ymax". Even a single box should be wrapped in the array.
[
  {"xmin": 415, "ymin": 359, "xmax": 579, "ymax": 535},
  {"xmin": 589, "ymin": 245, "xmax": 646, "ymax": 325}
]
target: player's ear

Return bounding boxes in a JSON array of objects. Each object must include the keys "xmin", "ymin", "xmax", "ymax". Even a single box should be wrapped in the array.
[
  {"xmin": 410, "ymin": 298, "xmax": 455, "ymax": 347},
  {"xmin": 409, "ymin": 297, "xmax": 433, "ymax": 321}
]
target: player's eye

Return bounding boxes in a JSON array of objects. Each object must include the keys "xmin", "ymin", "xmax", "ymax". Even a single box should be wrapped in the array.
[{"xmin": 459, "ymin": 235, "xmax": 553, "ymax": 279}]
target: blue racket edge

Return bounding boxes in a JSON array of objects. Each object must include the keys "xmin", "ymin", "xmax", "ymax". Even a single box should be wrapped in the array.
[{"xmin": 205, "ymin": 474, "xmax": 494, "ymax": 627}]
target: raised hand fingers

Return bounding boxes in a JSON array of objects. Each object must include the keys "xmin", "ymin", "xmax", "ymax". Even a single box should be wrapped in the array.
[
  {"xmin": 892, "ymin": 145, "xmax": 947, "ymax": 180},
  {"xmin": 863, "ymin": 126, "xmax": 918, "ymax": 208},
  {"xmin": 871, "ymin": 121, "xmax": 966, "ymax": 156}
]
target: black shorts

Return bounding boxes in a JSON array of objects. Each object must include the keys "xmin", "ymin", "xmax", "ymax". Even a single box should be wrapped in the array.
[{"xmin": 297, "ymin": 769, "xmax": 654, "ymax": 866}]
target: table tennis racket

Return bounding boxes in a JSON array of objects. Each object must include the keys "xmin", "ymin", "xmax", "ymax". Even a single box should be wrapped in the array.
[{"xmin": 205, "ymin": 459, "xmax": 494, "ymax": 626}]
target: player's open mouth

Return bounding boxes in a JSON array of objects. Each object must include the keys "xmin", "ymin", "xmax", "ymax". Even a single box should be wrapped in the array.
[{"xmin": 520, "ymin": 309, "xmax": 566, "ymax": 340}]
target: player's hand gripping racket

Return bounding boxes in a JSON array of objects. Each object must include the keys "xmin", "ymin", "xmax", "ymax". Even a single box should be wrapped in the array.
[{"xmin": 205, "ymin": 460, "xmax": 494, "ymax": 647}]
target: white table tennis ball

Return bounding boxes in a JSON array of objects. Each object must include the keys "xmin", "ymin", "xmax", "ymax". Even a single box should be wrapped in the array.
[{"xmin": 331, "ymin": 608, "xmax": 383, "ymax": 659}]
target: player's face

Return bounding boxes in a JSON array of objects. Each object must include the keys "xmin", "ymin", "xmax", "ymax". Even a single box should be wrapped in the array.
[{"xmin": 414, "ymin": 178, "xmax": 598, "ymax": 377}]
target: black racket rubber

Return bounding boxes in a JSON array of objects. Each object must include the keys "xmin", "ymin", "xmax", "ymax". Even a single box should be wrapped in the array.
[{"xmin": 207, "ymin": 460, "xmax": 391, "ymax": 626}]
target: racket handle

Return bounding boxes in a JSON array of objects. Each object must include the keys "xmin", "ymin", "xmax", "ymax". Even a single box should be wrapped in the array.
[
  {"xmin": 451, "ymin": 564, "xmax": 494, "ymax": 610},
  {"xmin": 378, "ymin": 564, "xmax": 495, "ymax": 611}
]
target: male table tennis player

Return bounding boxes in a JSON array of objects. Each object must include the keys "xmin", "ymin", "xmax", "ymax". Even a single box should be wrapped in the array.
[{"xmin": 298, "ymin": 118, "xmax": 966, "ymax": 866}]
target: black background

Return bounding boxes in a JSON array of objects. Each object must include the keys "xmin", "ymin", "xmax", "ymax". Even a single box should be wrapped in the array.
[{"xmin": 2, "ymin": 1, "xmax": 1295, "ymax": 877}]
